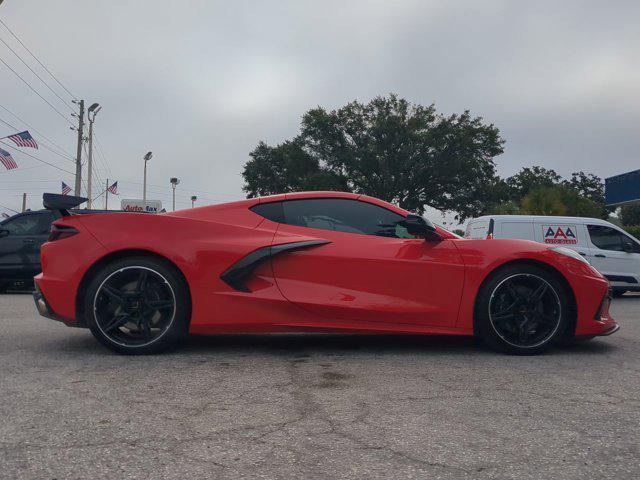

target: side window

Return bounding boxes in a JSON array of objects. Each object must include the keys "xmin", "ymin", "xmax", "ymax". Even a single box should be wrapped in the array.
[
  {"xmin": 2, "ymin": 214, "xmax": 49, "ymax": 235},
  {"xmin": 281, "ymin": 199, "xmax": 412, "ymax": 238},
  {"xmin": 587, "ymin": 225, "xmax": 629, "ymax": 252},
  {"xmin": 250, "ymin": 202, "xmax": 284, "ymax": 223}
]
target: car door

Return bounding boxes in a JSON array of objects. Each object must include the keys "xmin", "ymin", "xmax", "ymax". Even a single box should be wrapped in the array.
[
  {"xmin": 0, "ymin": 212, "xmax": 53, "ymax": 278},
  {"xmin": 585, "ymin": 224, "xmax": 640, "ymax": 287},
  {"xmin": 259, "ymin": 198, "xmax": 465, "ymax": 328}
]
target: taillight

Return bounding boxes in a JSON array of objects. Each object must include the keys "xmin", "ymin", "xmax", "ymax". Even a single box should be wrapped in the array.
[{"xmin": 48, "ymin": 224, "xmax": 79, "ymax": 242}]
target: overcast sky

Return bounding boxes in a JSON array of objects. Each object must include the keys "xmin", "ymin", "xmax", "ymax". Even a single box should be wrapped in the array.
[{"xmin": 0, "ymin": 0, "xmax": 639, "ymax": 221}]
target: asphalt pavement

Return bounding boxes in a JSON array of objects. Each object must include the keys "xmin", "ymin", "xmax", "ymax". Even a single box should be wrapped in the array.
[{"xmin": 1, "ymin": 293, "xmax": 639, "ymax": 479}]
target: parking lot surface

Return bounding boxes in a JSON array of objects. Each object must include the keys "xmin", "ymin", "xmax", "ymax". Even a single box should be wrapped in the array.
[{"xmin": 1, "ymin": 293, "xmax": 639, "ymax": 479}]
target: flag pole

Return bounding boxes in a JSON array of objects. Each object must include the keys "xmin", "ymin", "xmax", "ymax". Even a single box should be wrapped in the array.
[{"xmin": 105, "ymin": 179, "xmax": 108, "ymax": 210}]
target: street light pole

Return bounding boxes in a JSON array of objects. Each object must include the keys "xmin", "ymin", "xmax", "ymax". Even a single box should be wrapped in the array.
[
  {"xmin": 142, "ymin": 151, "xmax": 153, "ymax": 205},
  {"xmin": 86, "ymin": 103, "xmax": 101, "ymax": 209},
  {"xmin": 170, "ymin": 177, "xmax": 180, "ymax": 211}
]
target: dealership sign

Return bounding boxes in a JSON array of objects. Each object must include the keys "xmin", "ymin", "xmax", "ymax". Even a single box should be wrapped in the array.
[
  {"xmin": 120, "ymin": 199, "xmax": 162, "ymax": 213},
  {"xmin": 542, "ymin": 225, "xmax": 578, "ymax": 245},
  {"xmin": 605, "ymin": 169, "xmax": 640, "ymax": 206}
]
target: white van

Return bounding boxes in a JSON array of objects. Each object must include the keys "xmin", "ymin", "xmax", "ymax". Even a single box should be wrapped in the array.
[{"xmin": 465, "ymin": 215, "xmax": 640, "ymax": 295}]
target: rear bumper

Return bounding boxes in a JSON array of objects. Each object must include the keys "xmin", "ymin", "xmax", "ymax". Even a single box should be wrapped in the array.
[{"xmin": 32, "ymin": 281, "xmax": 78, "ymax": 327}]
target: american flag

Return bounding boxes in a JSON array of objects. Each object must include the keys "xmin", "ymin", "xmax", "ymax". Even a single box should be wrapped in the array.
[
  {"xmin": 107, "ymin": 181, "xmax": 118, "ymax": 194},
  {"xmin": 0, "ymin": 147, "xmax": 18, "ymax": 170},
  {"xmin": 61, "ymin": 181, "xmax": 72, "ymax": 195},
  {"xmin": 7, "ymin": 130, "xmax": 38, "ymax": 149}
]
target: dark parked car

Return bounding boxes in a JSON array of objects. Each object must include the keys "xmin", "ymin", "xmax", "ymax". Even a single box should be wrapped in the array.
[{"xmin": 0, "ymin": 210, "xmax": 60, "ymax": 292}]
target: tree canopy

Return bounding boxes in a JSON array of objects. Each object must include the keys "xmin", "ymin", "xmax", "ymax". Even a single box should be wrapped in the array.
[
  {"xmin": 243, "ymin": 94, "xmax": 504, "ymax": 221},
  {"xmin": 491, "ymin": 168, "xmax": 608, "ymax": 219},
  {"xmin": 619, "ymin": 203, "xmax": 640, "ymax": 226},
  {"xmin": 242, "ymin": 94, "xmax": 608, "ymax": 221}
]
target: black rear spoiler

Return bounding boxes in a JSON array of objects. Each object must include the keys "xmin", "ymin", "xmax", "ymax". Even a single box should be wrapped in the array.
[{"xmin": 43, "ymin": 193, "xmax": 87, "ymax": 216}]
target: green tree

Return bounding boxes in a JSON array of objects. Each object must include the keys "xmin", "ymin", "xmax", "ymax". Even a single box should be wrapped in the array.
[
  {"xmin": 506, "ymin": 166, "xmax": 562, "ymax": 200},
  {"xmin": 564, "ymin": 171, "xmax": 604, "ymax": 204},
  {"xmin": 242, "ymin": 94, "xmax": 505, "ymax": 221},
  {"xmin": 242, "ymin": 139, "xmax": 347, "ymax": 198},
  {"xmin": 521, "ymin": 185, "xmax": 606, "ymax": 218},
  {"xmin": 487, "ymin": 200, "xmax": 521, "ymax": 215},
  {"xmin": 619, "ymin": 203, "xmax": 640, "ymax": 226},
  {"xmin": 521, "ymin": 186, "xmax": 567, "ymax": 215}
]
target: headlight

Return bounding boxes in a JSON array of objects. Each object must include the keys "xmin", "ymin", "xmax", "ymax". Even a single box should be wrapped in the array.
[{"xmin": 549, "ymin": 247, "xmax": 590, "ymax": 265}]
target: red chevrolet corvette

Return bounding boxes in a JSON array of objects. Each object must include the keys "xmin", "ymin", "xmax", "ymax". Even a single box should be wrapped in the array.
[{"xmin": 33, "ymin": 191, "xmax": 618, "ymax": 355}]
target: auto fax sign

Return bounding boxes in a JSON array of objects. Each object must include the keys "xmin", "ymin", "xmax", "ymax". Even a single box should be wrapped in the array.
[
  {"xmin": 120, "ymin": 199, "xmax": 162, "ymax": 214},
  {"xmin": 542, "ymin": 225, "xmax": 579, "ymax": 245}
]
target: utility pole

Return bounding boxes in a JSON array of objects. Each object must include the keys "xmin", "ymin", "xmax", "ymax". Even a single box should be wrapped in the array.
[
  {"xmin": 104, "ymin": 179, "xmax": 109, "ymax": 210},
  {"xmin": 142, "ymin": 151, "xmax": 153, "ymax": 205},
  {"xmin": 73, "ymin": 100, "xmax": 85, "ymax": 196},
  {"xmin": 170, "ymin": 177, "xmax": 180, "ymax": 211},
  {"xmin": 21, "ymin": 193, "xmax": 26, "ymax": 212},
  {"xmin": 86, "ymin": 103, "xmax": 101, "ymax": 209}
]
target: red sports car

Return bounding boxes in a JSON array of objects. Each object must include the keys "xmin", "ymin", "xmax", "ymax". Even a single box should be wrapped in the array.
[{"xmin": 33, "ymin": 191, "xmax": 618, "ymax": 355}]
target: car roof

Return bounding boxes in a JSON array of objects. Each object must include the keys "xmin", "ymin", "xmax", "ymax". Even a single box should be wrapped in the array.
[
  {"xmin": 470, "ymin": 215, "xmax": 615, "ymax": 226},
  {"xmin": 166, "ymin": 191, "xmax": 408, "ymax": 219}
]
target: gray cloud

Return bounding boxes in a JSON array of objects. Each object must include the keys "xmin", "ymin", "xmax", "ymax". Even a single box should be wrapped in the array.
[{"xmin": 1, "ymin": 0, "xmax": 639, "ymax": 216}]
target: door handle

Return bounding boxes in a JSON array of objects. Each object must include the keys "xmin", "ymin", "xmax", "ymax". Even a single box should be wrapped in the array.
[
  {"xmin": 578, "ymin": 252, "xmax": 586, "ymax": 256},
  {"xmin": 23, "ymin": 238, "xmax": 36, "ymax": 244},
  {"xmin": 595, "ymin": 254, "xmax": 606, "ymax": 258}
]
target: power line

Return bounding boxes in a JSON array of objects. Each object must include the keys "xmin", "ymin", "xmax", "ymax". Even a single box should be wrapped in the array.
[
  {"xmin": 0, "ymin": 103, "xmax": 75, "ymax": 157},
  {"xmin": 83, "ymin": 140, "xmax": 104, "ymax": 201},
  {"xmin": 0, "ymin": 164, "xmax": 43, "ymax": 175},
  {"xmin": 0, "ymin": 54, "xmax": 74, "ymax": 126},
  {"xmin": 0, "ymin": 117, "xmax": 75, "ymax": 163},
  {"xmin": 0, "ymin": 35, "xmax": 75, "ymax": 111},
  {"xmin": 0, "ymin": 202, "xmax": 20, "ymax": 214},
  {"xmin": 93, "ymin": 133, "xmax": 114, "ymax": 180},
  {"xmin": 0, "ymin": 140, "xmax": 75, "ymax": 175},
  {"xmin": 0, "ymin": 19, "xmax": 76, "ymax": 99},
  {"xmin": 118, "ymin": 179, "xmax": 245, "ymax": 200}
]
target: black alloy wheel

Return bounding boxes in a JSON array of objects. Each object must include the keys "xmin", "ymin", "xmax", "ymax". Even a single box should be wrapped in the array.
[
  {"xmin": 489, "ymin": 274, "xmax": 561, "ymax": 348},
  {"xmin": 476, "ymin": 265, "xmax": 569, "ymax": 354},
  {"xmin": 85, "ymin": 257, "xmax": 190, "ymax": 354}
]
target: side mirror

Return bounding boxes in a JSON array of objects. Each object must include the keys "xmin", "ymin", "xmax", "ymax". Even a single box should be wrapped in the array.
[
  {"xmin": 400, "ymin": 214, "xmax": 442, "ymax": 242},
  {"xmin": 623, "ymin": 242, "xmax": 635, "ymax": 253},
  {"xmin": 0, "ymin": 229, "xmax": 9, "ymax": 238}
]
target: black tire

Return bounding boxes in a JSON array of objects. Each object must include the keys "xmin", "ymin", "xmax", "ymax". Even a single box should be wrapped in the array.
[
  {"xmin": 611, "ymin": 289, "xmax": 627, "ymax": 298},
  {"xmin": 475, "ymin": 265, "xmax": 569, "ymax": 355},
  {"xmin": 84, "ymin": 256, "xmax": 190, "ymax": 354}
]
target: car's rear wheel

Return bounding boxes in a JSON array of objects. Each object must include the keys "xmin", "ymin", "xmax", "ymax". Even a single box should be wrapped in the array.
[
  {"xmin": 84, "ymin": 257, "xmax": 190, "ymax": 354},
  {"xmin": 476, "ymin": 265, "xmax": 569, "ymax": 354}
]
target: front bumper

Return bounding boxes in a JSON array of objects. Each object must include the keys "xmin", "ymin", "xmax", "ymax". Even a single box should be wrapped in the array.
[
  {"xmin": 575, "ymin": 287, "xmax": 619, "ymax": 337},
  {"xmin": 596, "ymin": 323, "xmax": 620, "ymax": 336}
]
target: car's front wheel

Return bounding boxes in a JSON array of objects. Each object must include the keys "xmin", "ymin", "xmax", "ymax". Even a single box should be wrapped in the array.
[
  {"xmin": 84, "ymin": 256, "xmax": 190, "ymax": 354},
  {"xmin": 475, "ymin": 265, "xmax": 569, "ymax": 354}
]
